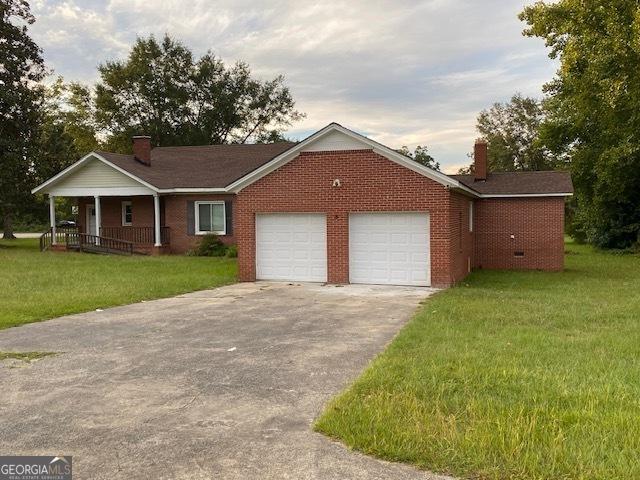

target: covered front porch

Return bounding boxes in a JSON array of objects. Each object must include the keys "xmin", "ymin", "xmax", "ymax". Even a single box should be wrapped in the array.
[
  {"xmin": 43, "ymin": 194, "xmax": 170, "ymax": 255},
  {"xmin": 32, "ymin": 152, "xmax": 173, "ymax": 254}
]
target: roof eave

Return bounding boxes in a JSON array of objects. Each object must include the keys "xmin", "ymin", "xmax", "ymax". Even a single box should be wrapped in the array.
[{"xmin": 479, "ymin": 192, "xmax": 574, "ymax": 198}]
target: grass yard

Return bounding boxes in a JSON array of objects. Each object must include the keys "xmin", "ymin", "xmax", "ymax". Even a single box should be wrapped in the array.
[
  {"xmin": 315, "ymin": 240, "xmax": 640, "ymax": 480},
  {"xmin": 0, "ymin": 238, "xmax": 237, "ymax": 330},
  {"xmin": 0, "ymin": 351, "xmax": 56, "ymax": 362}
]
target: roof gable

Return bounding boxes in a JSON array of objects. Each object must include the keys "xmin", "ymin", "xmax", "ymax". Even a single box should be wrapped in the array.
[
  {"xmin": 301, "ymin": 129, "xmax": 370, "ymax": 152},
  {"xmin": 56, "ymin": 157, "xmax": 144, "ymax": 189},
  {"xmin": 227, "ymin": 123, "xmax": 473, "ymax": 194},
  {"xmin": 32, "ymin": 153, "xmax": 157, "ymax": 195}
]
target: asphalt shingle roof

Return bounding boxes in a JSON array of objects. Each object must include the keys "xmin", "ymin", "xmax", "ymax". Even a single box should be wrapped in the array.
[
  {"xmin": 97, "ymin": 142, "xmax": 295, "ymax": 189},
  {"xmin": 96, "ymin": 142, "xmax": 573, "ymax": 195},
  {"xmin": 451, "ymin": 171, "xmax": 574, "ymax": 195}
]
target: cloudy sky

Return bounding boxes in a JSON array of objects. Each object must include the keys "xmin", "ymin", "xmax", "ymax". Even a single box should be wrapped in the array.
[{"xmin": 29, "ymin": 0, "xmax": 557, "ymax": 173}]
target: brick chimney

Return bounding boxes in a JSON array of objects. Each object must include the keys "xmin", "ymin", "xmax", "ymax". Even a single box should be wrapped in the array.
[
  {"xmin": 132, "ymin": 135, "xmax": 152, "ymax": 166},
  {"xmin": 474, "ymin": 138, "xmax": 488, "ymax": 181}
]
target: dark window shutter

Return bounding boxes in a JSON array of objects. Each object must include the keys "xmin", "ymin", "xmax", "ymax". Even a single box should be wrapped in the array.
[
  {"xmin": 187, "ymin": 201, "xmax": 195, "ymax": 235},
  {"xmin": 225, "ymin": 200, "xmax": 233, "ymax": 236}
]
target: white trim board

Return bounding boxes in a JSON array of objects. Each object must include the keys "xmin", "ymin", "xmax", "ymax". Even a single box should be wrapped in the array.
[{"xmin": 47, "ymin": 186, "xmax": 155, "ymax": 197}]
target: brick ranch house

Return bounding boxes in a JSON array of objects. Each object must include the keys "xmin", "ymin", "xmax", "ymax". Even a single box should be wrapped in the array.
[{"xmin": 32, "ymin": 123, "xmax": 573, "ymax": 288}]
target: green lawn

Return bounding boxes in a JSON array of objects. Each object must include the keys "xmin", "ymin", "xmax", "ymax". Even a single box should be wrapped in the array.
[
  {"xmin": 0, "ymin": 238, "xmax": 237, "ymax": 329},
  {"xmin": 315, "ymin": 240, "xmax": 640, "ymax": 480}
]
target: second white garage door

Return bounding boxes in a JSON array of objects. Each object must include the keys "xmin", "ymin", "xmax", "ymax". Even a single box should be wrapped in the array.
[
  {"xmin": 256, "ymin": 214, "xmax": 327, "ymax": 282},
  {"xmin": 349, "ymin": 213, "xmax": 431, "ymax": 286}
]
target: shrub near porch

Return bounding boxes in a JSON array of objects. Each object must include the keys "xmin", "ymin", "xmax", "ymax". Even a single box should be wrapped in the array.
[
  {"xmin": 315, "ymin": 240, "xmax": 640, "ymax": 479},
  {"xmin": 0, "ymin": 239, "xmax": 236, "ymax": 329}
]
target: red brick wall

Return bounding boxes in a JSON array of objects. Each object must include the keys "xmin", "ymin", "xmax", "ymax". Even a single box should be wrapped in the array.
[
  {"xmin": 78, "ymin": 197, "xmax": 154, "ymax": 232},
  {"xmin": 474, "ymin": 197, "xmax": 565, "ymax": 271},
  {"xmin": 163, "ymin": 194, "xmax": 236, "ymax": 253},
  {"xmin": 131, "ymin": 196, "xmax": 154, "ymax": 227},
  {"xmin": 235, "ymin": 149, "xmax": 458, "ymax": 287},
  {"xmin": 450, "ymin": 193, "xmax": 475, "ymax": 282}
]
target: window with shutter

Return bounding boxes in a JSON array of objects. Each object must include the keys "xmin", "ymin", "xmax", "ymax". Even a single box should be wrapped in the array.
[{"xmin": 195, "ymin": 201, "xmax": 226, "ymax": 235}]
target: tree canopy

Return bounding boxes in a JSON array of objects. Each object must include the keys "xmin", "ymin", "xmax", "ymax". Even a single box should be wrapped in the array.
[
  {"xmin": 0, "ymin": 0, "xmax": 46, "ymax": 238},
  {"xmin": 0, "ymin": 29, "xmax": 305, "ymax": 235},
  {"xmin": 95, "ymin": 35, "xmax": 304, "ymax": 152},
  {"xmin": 34, "ymin": 79, "xmax": 99, "ymax": 184},
  {"xmin": 476, "ymin": 93, "xmax": 559, "ymax": 172},
  {"xmin": 397, "ymin": 145, "xmax": 440, "ymax": 171},
  {"xmin": 520, "ymin": 0, "xmax": 640, "ymax": 249}
]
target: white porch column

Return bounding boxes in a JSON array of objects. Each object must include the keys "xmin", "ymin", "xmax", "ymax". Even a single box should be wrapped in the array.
[
  {"xmin": 49, "ymin": 195, "xmax": 57, "ymax": 245},
  {"xmin": 94, "ymin": 195, "xmax": 101, "ymax": 237},
  {"xmin": 153, "ymin": 194, "xmax": 161, "ymax": 247}
]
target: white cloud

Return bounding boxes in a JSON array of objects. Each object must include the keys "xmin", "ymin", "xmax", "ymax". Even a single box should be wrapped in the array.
[{"xmin": 28, "ymin": 0, "xmax": 557, "ymax": 169}]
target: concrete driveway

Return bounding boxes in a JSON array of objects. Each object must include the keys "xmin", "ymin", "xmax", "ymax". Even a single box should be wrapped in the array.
[{"xmin": 0, "ymin": 282, "xmax": 447, "ymax": 479}]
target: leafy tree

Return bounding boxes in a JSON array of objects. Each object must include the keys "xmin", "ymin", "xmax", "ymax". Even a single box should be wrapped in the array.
[
  {"xmin": 35, "ymin": 78, "xmax": 99, "ymax": 181},
  {"xmin": 45, "ymin": 78, "xmax": 99, "ymax": 156},
  {"xmin": 456, "ymin": 154, "xmax": 475, "ymax": 175},
  {"xmin": 95, "ymin": 34, "xmax": 303, "ymax": 151},
  {"xmin": 18, "ymin": 79, "xmax": 101, "ymax": 230},
  {"xmin": 476, "ymin": 93, "xmax": 558, "ymax": 172},
  {"xmin": 0, "ymin": 0, "xmax": 46, "ymax": 239},
  {"xmin": 397, "ymin": 145, "xmax": 440, "ymax": 171},
  {"xmin": 521, "ymin": 1, "xmax": 640, "ymax": 249}
]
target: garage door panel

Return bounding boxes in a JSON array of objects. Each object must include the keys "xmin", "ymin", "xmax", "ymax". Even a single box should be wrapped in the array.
[
  {"xmin": 310, "ymin": 232, "xmax": 325, "ymax": 243},
  {"xmin": 390, "ymin": 233, "xmax": 409, "ymax": 245},
  {"xmin": 349, "ymin": 213, "xmax": 430, "ymax": 286},
  {"xmin": 292, "ymin": 232, "xmax": 309, "ymax": 242},
  {"xmin": 309, "ymin": 250, "xmax": 325, "ymax": 261},
  {"xmin": 351, "ymin": 235, "xmax": 369, "ymax": 245},
  {"xmin": 390, "ymin": 269, "xmax": 409, "ymax": 280},
  {"xmin": 390, "ymin": 251, "xmax": 409, "ymax": 262},
  {"xmin": 413, "ymin": 272, "xmax": 429, "ymax": 282},
  {"xmin": 292, "ymin": 250, "xmax": 309, "ymax": 260},
  {"xmin": 256, "ymin": 214, "xmax": 327, "ymax": 282},
  {"xmin": 411, "ymin": 252, "xmax": 429, "ymax": 263}
]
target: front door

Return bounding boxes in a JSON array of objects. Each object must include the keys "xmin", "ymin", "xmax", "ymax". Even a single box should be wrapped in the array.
[{"xmin": 86, "ymin": 205, "xmax": 96, "ymax": 235}]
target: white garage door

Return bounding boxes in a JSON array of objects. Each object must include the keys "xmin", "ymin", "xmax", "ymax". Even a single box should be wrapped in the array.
[
  {"xmin": 256, "ymin": 214, "xmax": 327, "ymax": 282},
  {"xmin": 349, "ymin": 213, "xmax": 430, "ymax": 286}
]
